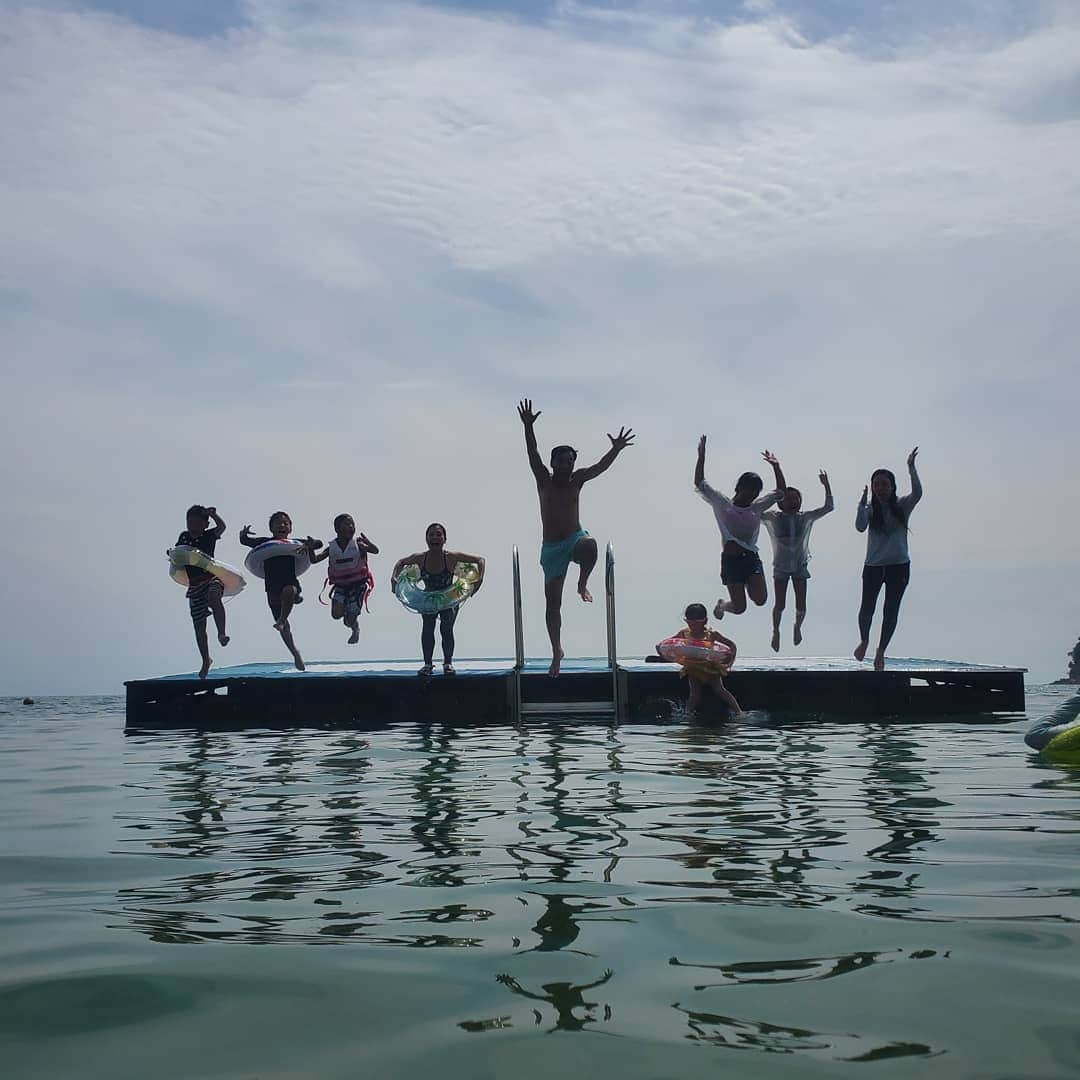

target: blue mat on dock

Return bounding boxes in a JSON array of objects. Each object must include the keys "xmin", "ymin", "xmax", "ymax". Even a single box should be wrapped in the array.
[{"xmin": 150, "ymin": 655, "xmax": 1019, "ymax": 682}]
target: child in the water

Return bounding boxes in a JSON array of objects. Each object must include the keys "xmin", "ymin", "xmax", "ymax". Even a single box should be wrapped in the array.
[
  {"xmin": 175, "ymin": 504, "xmax": 228, "ymax": 679},
  {"xmin": 310, "ymin": 513, "xmax": 379, "ymax": 645},
  {"xmin": 657, "ymin": 603, "xmax": 743, "ymax": 716}
]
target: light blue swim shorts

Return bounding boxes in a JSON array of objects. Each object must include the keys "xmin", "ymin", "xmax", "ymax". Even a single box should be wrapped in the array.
[{"xmin": 540, "ymin": 529, "xmax": 590, "ymax": 582}]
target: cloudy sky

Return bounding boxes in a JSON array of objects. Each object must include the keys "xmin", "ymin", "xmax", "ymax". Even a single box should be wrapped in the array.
[{"xmin": 2, "ymin": 0, "xmax": 1077, "ymax": 694}]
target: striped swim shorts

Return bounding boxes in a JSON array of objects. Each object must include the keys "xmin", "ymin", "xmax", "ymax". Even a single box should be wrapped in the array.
[{"xmin": 186, "ymin": 576, "xmax": 224, "ymax": 623}]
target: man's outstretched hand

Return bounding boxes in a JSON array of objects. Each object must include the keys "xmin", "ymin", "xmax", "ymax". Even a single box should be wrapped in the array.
[
  {"xmin": 608, "ymin": 426, "xmax": 635, "ymax": 452},
  {"xmin": 518, "ymin": 399, "xmax": 541, "ymax": 426}
]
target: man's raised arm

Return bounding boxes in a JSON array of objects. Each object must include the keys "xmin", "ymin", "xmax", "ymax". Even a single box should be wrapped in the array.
[
  {"xmin": 517, "ymin": 399, "xmax": 549, "ymax": 482},
  {"xmin": 576, "ymin": 426, "xmax": 635, "ymax": 483}
]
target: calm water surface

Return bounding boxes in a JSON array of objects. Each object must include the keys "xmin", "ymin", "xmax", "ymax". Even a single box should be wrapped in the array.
[{"xmin": 2, "ymin": 688, "xmax": 1079, "ymax": 1079}]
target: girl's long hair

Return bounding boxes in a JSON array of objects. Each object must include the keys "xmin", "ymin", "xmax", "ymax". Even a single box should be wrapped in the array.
[{"xmin": 868, "ymin": 469, "xmax": 908, "ymax": 531}]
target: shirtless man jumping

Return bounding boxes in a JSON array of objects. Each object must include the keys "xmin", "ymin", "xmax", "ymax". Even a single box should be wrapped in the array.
[{"xmin": 517, "ymin": 399, "xmax": 634, "ymax": 676}]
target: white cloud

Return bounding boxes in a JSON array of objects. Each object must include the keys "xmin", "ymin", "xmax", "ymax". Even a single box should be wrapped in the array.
[{"xmin": 1, "ymin": 0, "xmax": 1077, "ymax": 693}]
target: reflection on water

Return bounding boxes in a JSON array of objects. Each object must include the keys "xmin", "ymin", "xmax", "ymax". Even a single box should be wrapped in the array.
[
  {"xmin": 6, "ymin": 692, "xmax": 1080, "ymax": 1075},
  {"xmin": 98, "ymin": 709, "xmax": 1080, "ymax": 1064}
]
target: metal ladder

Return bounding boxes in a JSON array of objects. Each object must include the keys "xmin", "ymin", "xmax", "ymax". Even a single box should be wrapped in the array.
[{"xmin": 512, "ymin": 542, "xmax": 624, "ymax": 719}]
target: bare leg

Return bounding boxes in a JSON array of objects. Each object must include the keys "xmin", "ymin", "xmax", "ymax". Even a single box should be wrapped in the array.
[
  {"xmin": 711, "ymin": 676, "xmax": 743, "ymax": 718},
  {"xmin": 209, "ymin": 591, "xmax": 229, "ymax": 647},
  {"xmin": 686, "ymin": 678, "xmax": 702, "ymax": 713},
  {"xmin": 771, "ymin": 576, "xmax": 788, "ymax": 652},
  {"xmin": 792, "ymin": 577, "xmax": 808, "ymax": 647},
  {"xmin": 746, "ymin": 573, "xmax": 768, "ymax": 608},
  {"xmin": 572, "ymin": 537, "xmax": 598, "ymax": 603},
  {"xmin": 194, "ymin": 621, "xmax": 211, "ymax": 679},
  {"xmin": 717, "ymin": 584, "xmax": 748, "ymax": 619},
  {"xmin": 273, "ymin": 585, "xmax": 297, "ymax": 632},
  {"xmin": 545, "ymin": 576, "xmax": 566, "ymax": 676},
  {"xmin": 279, "ymin": 622, "xmax": 305, "ymax": 671}
]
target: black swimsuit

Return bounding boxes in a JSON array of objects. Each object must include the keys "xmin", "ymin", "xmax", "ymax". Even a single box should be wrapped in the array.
[{"xmin": 420, "ymin": 551, "xmax": 453, "ymax": 591}]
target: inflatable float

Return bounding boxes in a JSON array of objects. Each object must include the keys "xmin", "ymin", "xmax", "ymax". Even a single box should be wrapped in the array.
[
  {"xmin": 167, "ymin": 546, "xmax": 246, "ymax": 597},
  {"xmin": 394, "ymin": 561, "xmax": 480, "ymax": 615},
  {"xmin": 1024, "ymin": 690, "xmax": 1080, "ymax": 762},
  {"xmin": 658, "ymin": 636, "xmax": 733, "ymax": 677},
  {"xmin": 243, "ymin": 540, "xmax": 313, "ymax": 580}
]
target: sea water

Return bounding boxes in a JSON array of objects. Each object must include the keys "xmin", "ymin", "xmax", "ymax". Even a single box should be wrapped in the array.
[{"xmin": 2, "ymin": 686, "xmax": 1079, "ymax": 1078}]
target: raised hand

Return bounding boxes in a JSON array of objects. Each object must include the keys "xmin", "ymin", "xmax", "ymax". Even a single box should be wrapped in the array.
[
  {"xmin": 860, "ymin": 485, "xmax": 868, "ymax": 504},
  {"xmin": 697, "ymin": 435, "xmax": 706, "ymax": 457},
  {"xmin": 762, "ymin": 449, "xmax": 780, "ymax": 467},
  {"xmin": 819, "ymin": 469, "xmax": 830, "ymax": 487},
  {"xmin": 907, "ymin": 446, "xmax": 919, "ymax": 468},
  {"xmin": 206, "ymin": 506, "xmax": 217, "ymax": 516},
  {"xmin": 608, "ymin": 426, "xmax": 635, "ymax": 452},
  {"xmin": 517, "ymin": 399, "xmax": 541, "ymax": 426}
]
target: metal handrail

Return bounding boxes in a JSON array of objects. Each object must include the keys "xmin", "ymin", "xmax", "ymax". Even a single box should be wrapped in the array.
[
  {"xmin": 512, "ymin": 541, "xmax": 622, "ymax": 720},
  {"xmin": 605, "ymin": 542, "xmax": 621, "ymax": 718},
  {"xmin": 512, "ymin": 545, "xmax": 524, "ymax": 669}
]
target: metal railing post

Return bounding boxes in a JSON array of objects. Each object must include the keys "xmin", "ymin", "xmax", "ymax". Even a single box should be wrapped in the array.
[
  {"xmin": 513, "ymin": 546, "xmax": 524, "ymax": 669},
  {"xmin": 605, "ymin": 543, "xmax": 621, "ymax": 719},
  {"xmin": 512, "ymin": 546, "xmax": 524, "ymax": 719}
]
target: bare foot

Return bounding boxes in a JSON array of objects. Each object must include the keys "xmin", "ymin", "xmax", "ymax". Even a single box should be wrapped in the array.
[
  {"xmin": 198, "ymin": 659, "xmax": 211, "ymax": 679},
  {"xmin": 218, "ymin": 633, "xmax": 230, "ymax": 647},
  {"xmin": 293, "ymin": 655, "xmax": 305, "ymax": 672},
  {"xmin": 771, "ymin": 629, "xmax": 780, "ymax": 653},
  {"xmin": 793, "ymin": 625, "xmax": 802, "ymax": 647},
  {"xmin": 578, "ymin": 585, "xmax": 593, "ymax": 603},
  {"xmin": 873, "ymin": 650, "xmax": 885, "ymax": 671},
  {"xmin": 417, "ymin": 664, "xmax": 434, "ymax": 677},
  {"xmin": 854, "ymin": 641, "xmax": 868, "ymax": 662},
  {"xmin": 713, "ymin": 599, "xmax": 726, "ymax": 620},
  {"xmin": 347, "ymin": 625, "xmax": 360, "ymax": 645},
  {"xmin": 548, "ymin": 649, "xmax": 564, "ymax": 677}
]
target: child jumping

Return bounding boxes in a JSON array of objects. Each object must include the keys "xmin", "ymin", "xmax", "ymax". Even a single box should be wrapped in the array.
[
  {"xmin": 240, "ymin": 511, "xmax": 320, "ymax": 671},
  {"xmin": 176, "ymin": 504, "xmax": 228, "ymax": 679},
  {"xmin": 695, "ymin": 436, "xmax": 786, "ymax": 619},
  {"xmin": 657, "ymin": 603, "xmax": 743, "ymax": 716},
  {"xmin": 761, "ymin": 470, "xmax": 834, "ymax": 652},
  {"xmin": 310, "ymin": 513, "xmax": 378, "ymax": 645}
]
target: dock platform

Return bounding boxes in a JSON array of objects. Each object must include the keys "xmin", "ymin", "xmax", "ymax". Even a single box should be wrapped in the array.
[{"xmin": 125, "ymin": 656, "xmax": 1026, "ymax": 730}]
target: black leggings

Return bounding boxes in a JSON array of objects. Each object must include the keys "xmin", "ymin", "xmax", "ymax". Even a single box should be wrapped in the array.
[
  {"xmin": 421, "ymin": 607, "xmax": 458, "ymax": 665},
  {"xmin": 858, "ymin": 563, "xmax": 910, "ymax": 651}
]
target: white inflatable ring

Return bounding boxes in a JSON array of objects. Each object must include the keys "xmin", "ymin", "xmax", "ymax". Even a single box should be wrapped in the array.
[
  {"xmin": 243, "ymin": 540, "xmax": 312, "ymax": 580},
  {"xmin": 167, "ymin": 546, "xmax": 246, "ymax": 597}
]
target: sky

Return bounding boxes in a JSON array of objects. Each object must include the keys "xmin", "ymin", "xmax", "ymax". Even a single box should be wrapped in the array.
[{"xmin": 1, "ymin": 0, "xmax": 1078, "ymax": 695}]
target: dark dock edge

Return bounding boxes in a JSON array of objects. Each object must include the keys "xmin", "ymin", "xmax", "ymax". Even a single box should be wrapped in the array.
[{"xmin": 124, "ymin": 661, "xmax": 1027, "ymax": 731}]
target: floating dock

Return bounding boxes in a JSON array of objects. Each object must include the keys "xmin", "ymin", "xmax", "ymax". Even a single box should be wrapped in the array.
[
  {"xmin": 125, "ymin": 656, "xmax": 1026, "ymax": 730},
  {"xmin": 127, "ymin": 546, "xmax": 1025, "ymax": 730}
]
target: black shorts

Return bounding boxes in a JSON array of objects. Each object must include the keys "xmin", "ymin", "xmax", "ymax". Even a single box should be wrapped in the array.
[
  {"xmin": 721, "ymin": 547, "xmax": 765, "ymax": 587},
  {"xmin": 267, "ymin": 582, "xmax": 301, "ymax": 621},
  {"xmin": 186, "ymin": 576, "xmax": 223, "ymax": 623}
]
